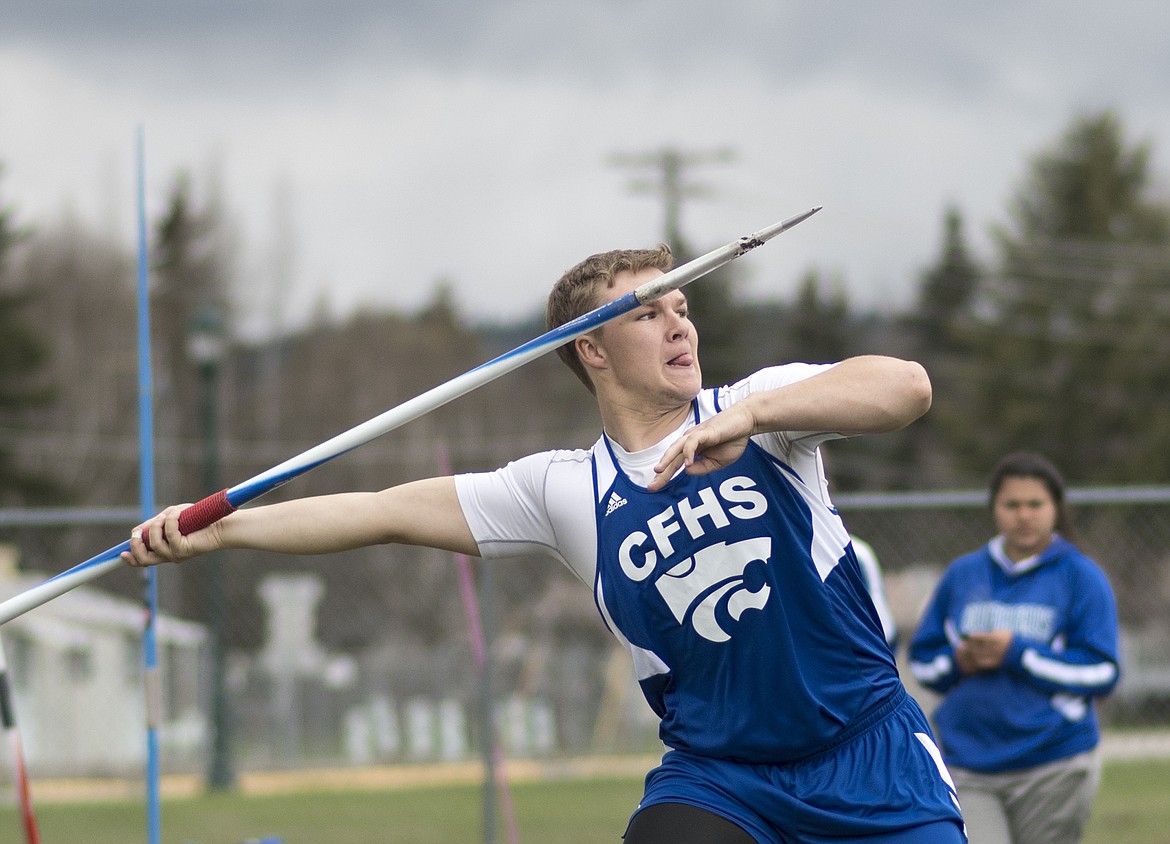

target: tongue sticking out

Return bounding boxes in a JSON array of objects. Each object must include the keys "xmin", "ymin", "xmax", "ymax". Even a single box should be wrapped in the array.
[{"xmin": 669, "ymin": 353, "xmax": 694, "ymax": 367}]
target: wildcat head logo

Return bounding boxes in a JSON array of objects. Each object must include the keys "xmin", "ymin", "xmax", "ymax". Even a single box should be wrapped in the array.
[{"xmin": 654, "ymin": 537, "xmax": 772, "ymax": 642}]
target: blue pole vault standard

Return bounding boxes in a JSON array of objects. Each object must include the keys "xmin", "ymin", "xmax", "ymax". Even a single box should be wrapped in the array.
[
  {"xmin": 136, "ymin": 126, "xmax": 163, "ymax": 844},
  {"xmin": 0, "ymin": 206, "xmax": 821, "ymax": 624}
]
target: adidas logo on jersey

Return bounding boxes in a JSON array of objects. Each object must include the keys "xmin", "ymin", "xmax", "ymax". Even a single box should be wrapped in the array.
[{"xmin": 605, "ymin": 491, "xmax": 628, "ymax": 516}]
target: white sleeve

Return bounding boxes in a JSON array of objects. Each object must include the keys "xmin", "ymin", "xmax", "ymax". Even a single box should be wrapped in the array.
[
  {"xmin": 719, "ymin": 362, "xmax": 842, "ymax": 504},
  {"xmin": 730, "ymin": 361, "xmax": 838, "ymax": 395},
  {"xmin": 723, "ymin": 362, "xmax": 844, "ymax": 450},
  {"xmin": 453, "ymin": 449, "xmax": 599, "ymax": 584},
  {"xmin": 454, "ymin": 452, "xmax": 560, "ymax": 559}
]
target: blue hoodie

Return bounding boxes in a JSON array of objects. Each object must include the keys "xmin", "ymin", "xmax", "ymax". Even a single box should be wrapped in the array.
[{"xmin": 909, "ymin": 535, "xmax": 1119, "ymax": 773}]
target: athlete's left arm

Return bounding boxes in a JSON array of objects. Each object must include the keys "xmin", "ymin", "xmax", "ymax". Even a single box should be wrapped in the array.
[
  {"xmin": 1001, "ymin": 564, "xmax": 1122, "ymax": 697},
  {"xmin": 650, "ymin": 355, "xmax": 930, "ymax": 489},
  {"xmin": 745, "ymin": 354, "xmax": 932, "ymax": 436}
]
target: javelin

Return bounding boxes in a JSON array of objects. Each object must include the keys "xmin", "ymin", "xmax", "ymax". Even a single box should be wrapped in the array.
[{"xmin": 0, "ymin": 206, "xmax": 820, "ymax": 626}]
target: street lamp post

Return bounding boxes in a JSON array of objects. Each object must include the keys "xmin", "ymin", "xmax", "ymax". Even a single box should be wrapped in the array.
[{"xmin": 189, "ymin": 306, "xmax": 234, "ymax": 791}]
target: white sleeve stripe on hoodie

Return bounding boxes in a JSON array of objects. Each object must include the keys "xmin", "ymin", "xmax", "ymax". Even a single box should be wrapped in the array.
[
  {"xmin": 910, "ymin": 654, "xmax": 953, "ymax": 684},
  {"xmin": 1021, "ymin": 648, "xmax": 1117, "ymax": 689}
]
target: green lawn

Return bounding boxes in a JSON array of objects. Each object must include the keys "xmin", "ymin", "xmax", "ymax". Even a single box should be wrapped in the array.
[
  {"xmin": 2, "ymin": 756, "xmax": 1168, "ymax": 843},
  {"xmin": 0, "ymin": 776, "xmax": 645, "ymax": 844}
]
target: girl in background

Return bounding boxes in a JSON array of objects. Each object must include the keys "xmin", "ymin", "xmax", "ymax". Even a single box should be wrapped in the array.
[{"xmin": 909, "ymin": 451, "xmax": 1120, "ymax": 844}]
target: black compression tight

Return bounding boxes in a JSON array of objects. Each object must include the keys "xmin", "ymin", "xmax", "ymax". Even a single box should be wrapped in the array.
[{"xmin": 624, "ymin": 802, "xmax": 757, "ymax": 844}]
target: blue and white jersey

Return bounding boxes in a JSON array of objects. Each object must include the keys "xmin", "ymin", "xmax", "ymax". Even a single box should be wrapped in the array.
[
  {"xmin": 908, "ymin": 536, "xmax": 1120, "ymax": 773},
  {"xmin": 454, "ymin": 364, "xmax": 904, "ymax": 763},
  {"xmin": 591, "ymin": 395, "xmax": 900, "ymax": 761}
]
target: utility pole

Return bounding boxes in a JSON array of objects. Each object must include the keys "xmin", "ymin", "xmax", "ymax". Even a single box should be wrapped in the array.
[
  {"xmin": 611, "ymin": 146, "xmax": 742, "ymax": 386},
  {"xmin": 190, "ymin": 306, "xmax": 235, "ymax": 792},
  {"xmin": 609, "ymin": 146, "xmax": 735, "ymax": 255}
]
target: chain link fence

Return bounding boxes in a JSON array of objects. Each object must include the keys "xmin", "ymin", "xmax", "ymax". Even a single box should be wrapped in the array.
[
  {"xmin": 836, "ymin": 487, "xmax": 1170, "ymax": 726},
  {"xmin": 2, "ymin": 485, "xmax": 1168, "ymax": 781}
]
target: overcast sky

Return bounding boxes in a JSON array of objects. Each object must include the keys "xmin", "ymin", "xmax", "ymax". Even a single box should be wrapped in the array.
[{"xmin": 3, "ymin": 1, "xmax": 1169, "ymax": 338}]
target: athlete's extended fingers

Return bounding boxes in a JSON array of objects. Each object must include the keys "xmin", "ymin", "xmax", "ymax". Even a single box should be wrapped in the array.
[
  {"xmin": 649, "ymin": 429, "xmax": 701, "ymax": 491},
  {"xmin": 649, "ymin": 449, "xmax": 686, "ymax": 492},
  {"xmin": 654, "ymin": 433, "xmax": 687, "ymax": 471},
  {"xmin": 650, "ymin": 407, "xmax": 754, "ymax": 491}
]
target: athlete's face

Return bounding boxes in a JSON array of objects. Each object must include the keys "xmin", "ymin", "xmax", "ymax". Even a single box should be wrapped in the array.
[
  {"xmin": 584, "ymin": 267, "xmax": 702, "ymax": 406},
  {"xmin": 992, "ymin": 476, "xmax": 1058, "ymax": 561}
]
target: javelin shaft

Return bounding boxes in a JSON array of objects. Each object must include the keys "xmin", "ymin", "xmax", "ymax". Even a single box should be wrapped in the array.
[
  {"xmin": 226, "ymin": 205, "xmax": 820, "ymax": 504},
  {"xmin": 0, "ymin": 207, "xmax": 820, "ymax": 626}
]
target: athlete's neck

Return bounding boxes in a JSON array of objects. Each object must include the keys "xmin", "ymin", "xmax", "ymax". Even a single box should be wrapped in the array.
[{"xmin": 599, "ymin": 399, "xmax": 693, "ymax": 452}]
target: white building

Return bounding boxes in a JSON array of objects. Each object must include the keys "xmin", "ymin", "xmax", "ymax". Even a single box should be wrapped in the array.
[{"xmin": 0, "ymin": 545, "xmax": 207, "ymax": 777}]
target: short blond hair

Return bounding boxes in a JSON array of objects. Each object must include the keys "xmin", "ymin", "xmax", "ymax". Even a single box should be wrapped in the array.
[{"xmin": 545, "ymin": 244, "xmax": 674, "ymax": 392}]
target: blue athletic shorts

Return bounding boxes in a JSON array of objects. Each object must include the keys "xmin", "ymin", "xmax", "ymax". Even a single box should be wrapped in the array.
[{"xmin": 635, "ymin": 688, "xmax": 966, "ymax": 844}]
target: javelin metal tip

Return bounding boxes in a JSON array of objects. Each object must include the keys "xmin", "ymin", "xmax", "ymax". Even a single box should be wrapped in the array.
[
  {"xmin": 787, "ymin": 205, "xmax": 822, "ymax": 224},
  {"xmin": 738, "ymin": 205, "xmax": 822, "ymax": 251}
]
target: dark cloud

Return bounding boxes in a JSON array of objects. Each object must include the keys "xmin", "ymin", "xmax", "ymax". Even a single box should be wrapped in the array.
[
  {"xmin": 3, "ymin": 0, "xmax": 1169, "ymax": 328},
  {"xmin": 8, "ymin": 1, "xmax": 1166, "ymax": 102},
  {"xmin": 0, "ymin": 2, "xmax": 999, "ymax": 92}
]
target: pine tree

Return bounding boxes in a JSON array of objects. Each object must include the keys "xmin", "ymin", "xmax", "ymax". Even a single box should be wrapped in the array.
[
  {"xmin": 905, "ymin": 206, "xmax": 984, "ymax": 485},
  {"xmin": 955, "ymin": 111, "xmax": 1170, "ymax": 483},
  {"xmin": 0, "ymin": 170, "xmax": 55, "ymax": 504}
]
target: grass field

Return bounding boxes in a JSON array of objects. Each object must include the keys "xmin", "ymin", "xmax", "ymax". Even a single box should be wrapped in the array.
[{"xmin": 3, "ymin": 756, "xmax": 1169, "ymax": 843}]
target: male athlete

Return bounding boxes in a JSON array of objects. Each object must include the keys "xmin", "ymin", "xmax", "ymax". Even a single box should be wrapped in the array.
[{"xmin": 127, "ymin": 244, "xmax": 965, "ymax": 843}]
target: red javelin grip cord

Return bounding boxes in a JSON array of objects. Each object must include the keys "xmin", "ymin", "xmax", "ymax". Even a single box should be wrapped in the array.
[{"xmin": 141, "ymin": 489, "xmax": 236, "ymax": 553}]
